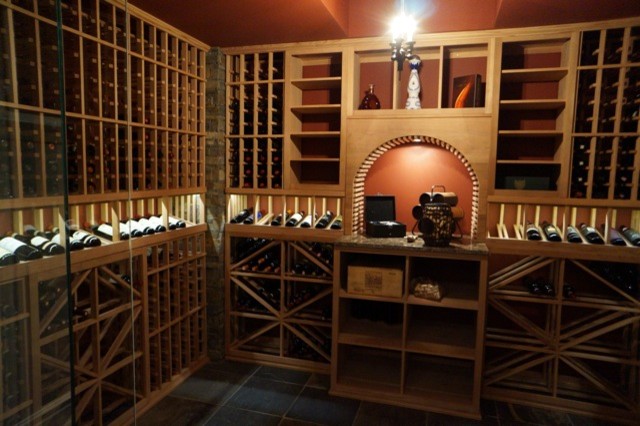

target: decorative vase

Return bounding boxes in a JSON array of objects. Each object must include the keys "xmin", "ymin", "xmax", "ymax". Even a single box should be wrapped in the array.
[
  {"xmin": 405, "ymin": 56, "xmax": 421, "ymax": 110},
  {"xmin": 358, "ymin": 83, "xmax": 381, "ymax": 109}
]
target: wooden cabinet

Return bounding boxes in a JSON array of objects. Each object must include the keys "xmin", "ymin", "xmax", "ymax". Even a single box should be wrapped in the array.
[
  {"xmin": 330, "ymin": 236, "xmax": 488, "ymax": 419},
  {"xmin": 0, "ymin": 0, "xmax": 208, "ymax": 424},
  {"xmin": 484, "ymin": 250, "xmax": 640, "ymax": 423}
]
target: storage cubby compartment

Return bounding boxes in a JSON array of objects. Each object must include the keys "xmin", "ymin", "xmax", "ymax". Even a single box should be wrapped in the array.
[
  {"xmin": 442, "ymin": 44, "xmax": 487, "ymax": 108},
  {"xmin": 339, "ymin": 252, "xmax": 405, "ymax": 294},
  {"xmin": 407, "ymin": 257, "xmax": 479, "ymax": 308},
  {"xmin": 285, "ymin": 323, "xmax": 331, "ymax": 363},
  {"xmin": 483, "ymin": 346, "xmax": 555, "ymax": 394},
  {"xmin": 336, "ymin": 344, "xmax": 402, "ymax": 393},
  {"xmin": 564, "ymin": 259, "xmax": 639, "ymax": 305},
  {"xmin": 555, "ymin": 356, "xmax": 637, "ymax": 410},
  {"xmin": 338, "ymin": 298, "xmax": 404, "ymax": 349},
  {"xmin": 495, "ymin": 162, "xmax": 560, "ymax": 191},
  {"xmin": 355, "ymin": 50, "xmax": 395, "ymax": 110},
  {"xmin": 405, "ymin": 306, "xmax": 476, "ymax": 359},
  {"xmin": 404, "ymin": 353, "xmax": 474, "ymax": 403}
]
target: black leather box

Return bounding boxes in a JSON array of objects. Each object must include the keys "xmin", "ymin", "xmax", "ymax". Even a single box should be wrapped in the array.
[{"xmin": 365, "ymin": 195, "xmax": 406, "ymax": 238}]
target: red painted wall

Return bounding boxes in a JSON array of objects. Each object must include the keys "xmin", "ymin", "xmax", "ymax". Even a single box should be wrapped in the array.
[{"xmin": 364, "ymin": 143, "xmax": 473, "ymax": 236}]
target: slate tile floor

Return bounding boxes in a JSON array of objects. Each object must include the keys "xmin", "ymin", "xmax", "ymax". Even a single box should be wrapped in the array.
[{"xmin": 137, "ymin": 360, "xmax": 612, "ymax": 426}]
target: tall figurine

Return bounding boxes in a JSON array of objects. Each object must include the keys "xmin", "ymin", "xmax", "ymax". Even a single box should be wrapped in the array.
[{"xmin": 405, "ymin": 56, "xmax": 421, "ymax": 109}]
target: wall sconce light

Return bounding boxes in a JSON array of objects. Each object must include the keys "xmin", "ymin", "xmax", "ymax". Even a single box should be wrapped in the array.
[{"xmin": 390, "ymin": 0, "xmax": 417, "ymax": 71}]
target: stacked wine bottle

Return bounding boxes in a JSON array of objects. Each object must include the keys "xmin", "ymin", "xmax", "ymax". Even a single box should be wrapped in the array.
[
  {"xmin": 229, "ymin": 208, "xmax": 342, "ymax": 230},
  {"xmin": 523, "ymin": 220, "xmax": 640, "ymax": 247}
]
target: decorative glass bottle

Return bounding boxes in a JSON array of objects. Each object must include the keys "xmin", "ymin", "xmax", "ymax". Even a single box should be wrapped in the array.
[
  {"xmin": 405, "ymin": 56, "xmax": 422, "ymax": 109},
  {"xmin": 358, "ymin": 83, "xmax": 381, "ymax": 109}
]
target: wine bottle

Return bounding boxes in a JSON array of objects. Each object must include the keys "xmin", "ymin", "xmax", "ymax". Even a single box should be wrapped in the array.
[
  {"xmin": 358, "ymin": 83, "xmax": 381, "ymax": 110},
  {"xmin": 30, "ymin": 235, "xmax": 65, "ymax": 255},
  {"xmin": 52, "ymin": 233, "xmax": 84, "ymax": 251},
  {"xmin": 92, "ymin": 223, "xmax": 130, "ymax": 241},
  {"xmin": 230, "ymin": 208, "xmax": 253, "ymax": 224},
  {"xmin": 299, "ymin": 213, "xmax": 317, "ymax": 228},
  {"xmin": 602, "ymin": 225, "xmax": 627, "ymax": 246},
  {"xmin": 285, "ymin": 211, "xmax": 305, "ymax": 227},
  {"xmin": 146, "ymin": 216, "xmax": 167, "ymax": 232},
  {"xmin": 122, "ymin": 219, "xmax": 144, "ymax": 238},
  {"xmin": 243, "ymin": 210, "xmax": 264, "ymax": 225},
  {"xmin": 315, "ymin": 211, "xmax": 334, "ymax": 229},
  {"xmin": 541, "ymin": 221, "xmax": 561, "ymax": 242},
  {"xmin": 619, "ymin": 225, "xmax": 640, "ymax": 246},
  {"xmin": 169, "ymin": 216, "xmax": 186, "ymax": 228},
  {"xmin": 71, "ymin": 229, "xmax": 101, "ymax": 247},
  {"xmin": 133, "ymin": 218, "xmax": 156, "ymax": 235},
  {"xmin": 579, "ymin": 223, "xmax": 604, "ymax": 244},
  {"xmin": 0, "ymin": 246, "xmax": 19, "ymax": 266},
  {"xmin": 565, "ymin": 225, "xmax": 583, "ymax": 243},
  {"xmin": 330, "ymin": 215, "xmax": 343, "ymax": 230},
  {"xmin": 270, "ymin": 214, "xmax": 284, "ymax": 226},
  {"xmin": 525, "ymin": 222, "xmax": 542, "ymax": 241},
  {"xmin": 0, "ymin": 236, "xmax": 43, "ymax": 261}
]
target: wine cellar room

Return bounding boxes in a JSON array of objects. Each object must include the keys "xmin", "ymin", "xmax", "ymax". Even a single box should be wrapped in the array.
[{"xmin": 1, "ymin": 0, "xmax": 640, "ymax": 424}]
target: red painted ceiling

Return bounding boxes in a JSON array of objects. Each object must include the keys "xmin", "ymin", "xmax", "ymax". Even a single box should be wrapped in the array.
[{"xmin": 128, "ymin": 0, "xmax": 640, "ymax": 48}]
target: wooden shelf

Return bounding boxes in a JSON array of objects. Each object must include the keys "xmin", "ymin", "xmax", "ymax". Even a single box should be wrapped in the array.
[
  {"xmin": 501, "ymin": 68, "xmax": 569, "ymax": 82},
  {"xmin": 291, "ymin": 77, "xmax": 342, "ymax": 90},
  {"xmin": 499, "ymin": 99, "xmax": 566, "ymax": 110}
]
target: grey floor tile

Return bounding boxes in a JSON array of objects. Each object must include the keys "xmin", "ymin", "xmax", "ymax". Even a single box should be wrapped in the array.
[
  {"xmin": 304, "ymin": 373, "xmax": 330, "ymax": 390},
  {"xmin": 495, "ymin": 402, "xmax": 572, "ymax": 425},
  {"xmin": 353, "ymin": 401, "xmax": 427, "ymax": 426},
  {"xmin": 254, "ymin": 365, "xmax": 312, "ymax": 385},
  {"xmin": 136, "ymin": 395, "xmax": 218, "ymax": 426},
  {"xmin": 568, "ymin": 413, "xmax": 624, "ymax": 426},
  {"xmin": 204, "ymin": 405, "xmax": 281, "ymax": 425},
  {"xmin": 480, "ymin": 399, "xmax": 498, "ymax": 419},
  {"xmin": 285, "ymin": 386, "xmax": 360, "ymax": 426},
  {"xmin": 170, "ymin": 368, "xmax": 248, "ymax": 405},
  {"xmin": 226, "ymin": 376, "xmax": 303, "ymax": 416},
  {"xmin": 427, "ymin": 412, "xmax": 498, "ymax": 426},
  {"xmin": 203, "ymin": 359, "xmax": 261, "ymax": 377},
  {"xmin": 279, "ymin": 418, "xmax": 324, "ymax": 426}
]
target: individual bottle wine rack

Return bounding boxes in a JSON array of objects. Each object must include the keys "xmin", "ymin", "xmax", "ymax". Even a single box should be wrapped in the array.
[
  {"xmin": 227, "ymin": 236, "xmax": 333, "ymax": 371},
  {"xmin": 572, "ymin": 25, "xmax": 640, "ymax": 200},
  {"xmin": 226, "ymin": 194, "xmax": 343, "ymax": 231},
  {"xmin": 226, "ymin": 52, "xmax": 285, "ymax": 190},
  {"xmin": 485, "ymin": 253, "xmax": 640, "ymax": 422},
  {"xmin": 488, "ymin": 202, "xmax": 640, "ymax": 249},
  {"xmin": 1, "ymin": 0, "xmax": 207, "ymax": 200}
]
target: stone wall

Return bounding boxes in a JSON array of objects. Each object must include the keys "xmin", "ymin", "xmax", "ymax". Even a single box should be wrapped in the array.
[{"xmin": 204, "ymin": 47, "xmax": 226, "ymax": 360}]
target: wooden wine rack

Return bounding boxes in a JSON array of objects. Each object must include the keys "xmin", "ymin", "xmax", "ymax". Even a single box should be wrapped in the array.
[
  {"xmin": 572, "ymin": 25, "xmax": 640, "ymax": 201},
  {"xmin": 484, "ymin": 251, "xmax": 640, "ymax": 424},
  {"xmin": 0, "ymin": 0, "xmax": 209, "ymax": 424},
  {"xmin": 225, "ymin": 234, "xmax": 336, "ymax": 372}
]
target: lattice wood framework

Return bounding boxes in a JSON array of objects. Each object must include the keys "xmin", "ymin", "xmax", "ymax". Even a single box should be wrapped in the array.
[
  {"xmin": 226, "ymin": 235, "xmax": 334, "ymax": 372},
  {"xmin": 484, "ymin": 254, "xmax": 640, "ymax": 423}
]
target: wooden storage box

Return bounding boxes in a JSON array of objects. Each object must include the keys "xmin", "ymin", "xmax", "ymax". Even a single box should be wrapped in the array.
[{"xmin": 347, "ymin": 265, "xmax": 403, "ymax": 298}]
